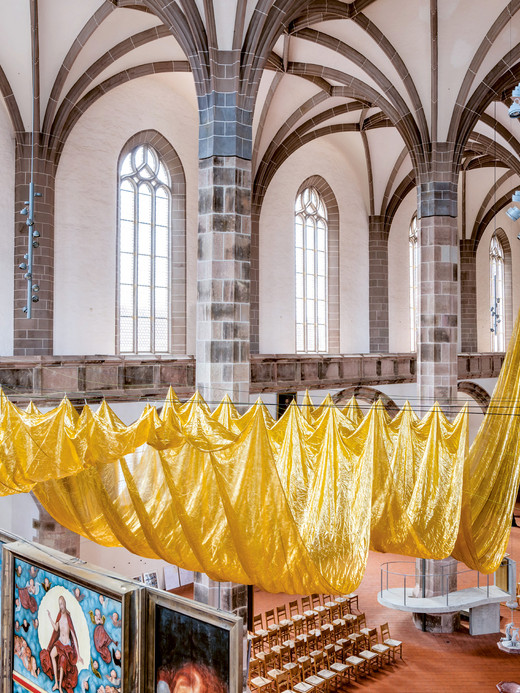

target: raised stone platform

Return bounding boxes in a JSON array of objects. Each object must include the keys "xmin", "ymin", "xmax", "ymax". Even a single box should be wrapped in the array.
[{"xmin": 378, "ymin": 585, "xmax": 509, "ymax": 613}]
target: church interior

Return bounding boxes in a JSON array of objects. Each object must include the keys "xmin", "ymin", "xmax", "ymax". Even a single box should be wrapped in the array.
[{"xmin": 1, "ymin": 0, "xmax": 520, "ymax": 691}]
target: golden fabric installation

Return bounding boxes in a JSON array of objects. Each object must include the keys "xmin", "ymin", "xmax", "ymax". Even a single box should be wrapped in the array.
[{"xmin": 0, "ymin": 311, "xmax": 518, "ymax": 592}]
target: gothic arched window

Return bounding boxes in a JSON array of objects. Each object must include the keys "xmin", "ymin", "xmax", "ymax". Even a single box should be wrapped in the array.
[
  {"xmin": 295, "ymin": 187, "xmax": 328, "ymax": 353},
  {"xmin": 118, "ymin": 144, "xmax": 170, "ymax": 354},
  {"xmin": 409, "ymin": 213, "xmax": 419, "ymax": 352},
  {"xmin": 490, "ymin": 233, "xmax": 505, "ymax": 352}
]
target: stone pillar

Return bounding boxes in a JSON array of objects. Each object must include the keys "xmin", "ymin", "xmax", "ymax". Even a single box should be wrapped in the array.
[
  {"xmin": 412, "ymin": 557, "xmax": 459, "ymax": 632},
  {"xmin": 196, "ymin": 155, "xmax": 251, "ymax": 406},
  {"xmin": 415, "ymin": 175, "xmax": 459, "ymax": 632},
  {"xmin": 459, "ymin": 239, "xmax": 477, "ymax": 353},
  {"xmin": 31, "ymin": 496, "xmax": 80, "ymax": 557},
  {"xmin": 368, "ymin": 215, "xmax": 389, "ymax": 353},
  {"xmin": 195, "ymin": 66, "xmax": 253, "ymax": 647},
  {"xmin": 13, "ymin": 139, "xmax": 55, "ymax": 355},
  {"xmin": 417, "ymin": 180, "xmax": 458, "ymax": 412}
]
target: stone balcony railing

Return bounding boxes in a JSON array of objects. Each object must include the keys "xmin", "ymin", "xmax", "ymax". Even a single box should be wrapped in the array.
[{"xmin": 0, "ymin": 352, "xmax": 505, "ymax": 406}]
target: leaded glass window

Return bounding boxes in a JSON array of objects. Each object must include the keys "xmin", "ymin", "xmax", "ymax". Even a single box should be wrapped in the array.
[
  {"xmin": 409, "ymin": 214, "xmax": 419, "ymax": 352},
  {"xmin": 295, "ymin": 187, "xmax": 328, "ymax": 353},
  {"xmin": 490, "ymin": 234, "xmax": 505, "ymax": 352},
  {"xmin": 119, "ymin": 144, "xmax": 170, "ymax": 353}
]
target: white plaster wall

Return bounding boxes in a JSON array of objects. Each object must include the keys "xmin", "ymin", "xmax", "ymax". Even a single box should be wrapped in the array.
[
  {"xmin": 0, "ymin": 494, "xmax": 39, "ymax": 541},
  {"xmin": 0, "ymin": 99, "xmax": 15, "ymax": 356},
  {"xmin": 259, "ymin": 135, "xmax": 369, "ymax": 354},
  {"xmin": 476, "ymin": 211, "xmax": 520, "ymax": 352},
  {"xmin": 54, "ymin": 73, "xmax": 198, "ymax": 355},
  {"xmin": 388, "ymin": 190, "xmax": 416, "ymax": 353}
]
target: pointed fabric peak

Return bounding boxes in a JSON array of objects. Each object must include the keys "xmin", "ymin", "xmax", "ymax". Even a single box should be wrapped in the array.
[
  {"xmin": 211, "ymin": 395, "xmax": 241, "ymax": 434},
  {"xmin": 300, "ymin": 390, "xmax": 314, "ymax": 422},
  {"xmin": 237, "ymin": 397, "xmax": 275, "ymax": 431},
  {"xmin": 25, "ymin": 401, "xmax": 41, "ymax": 416},
  {"xmin": 341, "ymin": 396, "xmax": 364, "ymax": 426}
]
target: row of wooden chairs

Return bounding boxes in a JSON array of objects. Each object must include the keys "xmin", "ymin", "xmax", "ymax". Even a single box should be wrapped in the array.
[
  {"xmin": 250, "ymin": 612, "xmax": 366, "ymax": 657},
  {"xmin": 248, "ymin": 616, "xmax": 403, "ymax": 692},
  {"xmin": 253, "ymin": 594, "xmax": 359, "ymax": 645}
]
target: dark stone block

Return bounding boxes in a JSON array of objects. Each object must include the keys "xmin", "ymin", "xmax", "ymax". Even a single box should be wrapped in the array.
[{"xmin": 123, "ymin": 365, "xmax": 154, "ymax": 387}]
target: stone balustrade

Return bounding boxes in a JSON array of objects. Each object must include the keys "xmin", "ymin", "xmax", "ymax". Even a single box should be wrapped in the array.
[{"xmin": 0, "ymin": 352, "xmax": 504, "ymax": 405}]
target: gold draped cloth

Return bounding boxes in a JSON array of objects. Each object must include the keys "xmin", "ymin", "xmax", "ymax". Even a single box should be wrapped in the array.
[{"xmin": 0, "ymin": 313, "xmax": 519, "ymax": 593}]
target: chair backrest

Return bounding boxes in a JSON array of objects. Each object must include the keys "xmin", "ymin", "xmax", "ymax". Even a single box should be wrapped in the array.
[
  {"xmin": 294, "ymin": 639, "xmax": 306, "ymax": 659},
  {"xmin": 380, "ymin": 622, "xmax": 390, "ymax": 640},
  {"xmin": 289, "ymin": 600, "xmax": 299, "ymax": 617},
  {"xmin": 254, "ymin": 614, "xmax": 264, "ymax": 630},
  {"xmin": 265, "ymin": 609, "xmax": 276, "ymax": 626},
  {"xmin": 274, "ymin": 670, "xmax": 291, "ymax": 693},
  {"xmin": 277, "ymin": 605, "xmax": 288, "ymax": 621},
  {"xmin": 311, "ymin": 652, "xmax": 324, "ymax": 672},
  {"xmin": 357, "ymin": 613, "xmax": 366, "ymax": 629},
  {"xmin": 310, "ymin": 593, "xmax": 321, "ymax": 608},
  {"xmin": 263, "ymin": 651, "xmax": 276, "ymax": 670},
  {"xmin": 249, "ymin": 658, "xmax": 263, "ymax": 679},
  {"xmin": 300, "ymin": 658, "xmax": 313, "ymax": 679},
  {"xmin": 306, "ymin": 633, "xmax": 317, "ymax": 653},
  {"xmin": 367, "ymin": 627, "xmax": 378, "ymax": 647},
  {"xmin": 301, "ymin": 596, "xmax": 311, "ymax": 611}
]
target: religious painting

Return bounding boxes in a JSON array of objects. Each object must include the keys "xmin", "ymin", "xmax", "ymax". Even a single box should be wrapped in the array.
[
  {"xmin": 147, "ymin": 590, "xmax": 242, "ymax": 693},
  {"xmin": 2, "ymin": 541, "xmax": 141, "ymax": 693}
]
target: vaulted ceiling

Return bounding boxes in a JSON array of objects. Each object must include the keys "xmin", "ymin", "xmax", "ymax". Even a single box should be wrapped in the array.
[{"xmin": 1, "ymin": 0, "xmax": 520, "ymax": 246}]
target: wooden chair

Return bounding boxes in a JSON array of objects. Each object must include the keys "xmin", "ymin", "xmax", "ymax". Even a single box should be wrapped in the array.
[
  {"xmin": 266, "ymin": 609, "xmax": 281, "ymax": 633},
  {"xmin": 249, "ymin": 659, "xmax": 274, "ymax": 693},
  {"xmin": 298, "ymin": 658, "xmax": 326, "ymax": 693},
  {"xmin": 277, "ymin": 605, "xmax": 293, "ymax": 627},
  {"xmin": 301, "ymin": 597, "xmax": 318, "ymax": 629},
  {"xmin": 289, "ymin": 600, "xmax": 306, "ymax": 636},
  {"xmin": 324, "ymin": 623, "xmax": 342, "ymax": 661},
  {"xmin": 327, "ymin": 647, "xmax": 352, "ymax": 687},
  {"xmin": 380, "ymin": 623, "xmax": 403, "ymax": 661},
  {"xmin": 365, "ymin": 627, "xmax": 391, "ymax": 667},
  {"xmin": 258, "ymin": 651, "xmax": 278, "ymax": 678},
  {"xmin": 271, "ymin": 643, "xmax": 292, "ymax": 670},
  {"xmin": 356, "ymin": 613, "xmax": 366, "ymax": 631},
  {"xmin": 345, "ymin": 652, "xmax": 367, "ymax": 681},
  {"xmin": 254, "ymin": 614, "xmax": 269, "ymax": 637},
  {"xmin": 268, "ymin": 669, "xmax": 295, "ymax": 693},
  {"xmin": 358, "ymin": 646, "xmax": 379, "ymax": 674},
  {"xmin": 309, "ymin": 651, "xmax": 338, "ymax": 692},
  {"xmin": 346, "ymin": 594, "xmax": 359, "ymax": 612},
  {"xmin": 249, "ymin": 631, "xmax": 265, "ymax": 657},
  {"xmin": 310, "ymin": 594, "xmax": 328, "ymax": 623},
  {"xmin": 347, "ymin": 632, "xmax": 365, "ymax": 655}
]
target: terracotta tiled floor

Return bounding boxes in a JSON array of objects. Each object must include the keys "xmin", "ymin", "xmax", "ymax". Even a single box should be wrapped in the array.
[{"xmin": 177, "ymin": 510, "xmax": 520, "ymax": 692}]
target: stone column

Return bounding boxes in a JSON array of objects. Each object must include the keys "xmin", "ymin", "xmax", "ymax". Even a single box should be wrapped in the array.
[
  {"xmin": 31, "ymin": 496, "xmax": 80, "ymax": 557},
  {"xmin": 414, "ymin": 175, "xmax": 459, "ymax": 632},
  {"xmin": 417, "ymin": 180, "xmax": 458, "ymax": 412},
  {"xmin": 13, "ymin": 139, "xmax": 55, "ymax": 355},
  {"xmin": 195, "ymin": 65, "xmax": 253, "ymax": 641},
  {"xmin": 459, "ymin": 239, "xmax": 477, "ymax": 353},
  {"xmin": 196, "ymin": 155, "xmax": 251, "ymax": 406},
  {"xmin": 368, "ymin": 215, "xmax": 389, "ymax": 353}
]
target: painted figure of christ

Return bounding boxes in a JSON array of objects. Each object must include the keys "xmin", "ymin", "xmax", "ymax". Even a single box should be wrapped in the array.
[{"xmin": 40, "ymin": 595, "xmax": 84, "ymax": 693}]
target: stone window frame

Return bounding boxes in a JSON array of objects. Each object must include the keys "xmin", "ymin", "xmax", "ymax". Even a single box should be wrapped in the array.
[
  {"xmin": 295, "ymin": 176, "xmax": 340, "ymax": 354},
  {"xmin": 116, "ymin": 130, "xmax": 186, "ymax": 355},
  {"xmin": 489, "ymin": 228, "xmax": 512, "ymax": 352}
]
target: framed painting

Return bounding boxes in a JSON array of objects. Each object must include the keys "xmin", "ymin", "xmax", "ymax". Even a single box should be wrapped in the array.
[
  {"xmin": 146, "ymin": 589, "xmax": 242, "ymax": 693},
  {"xmin": 1, "ymin": 541, "xmax": 143, "ymax": 693}
]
